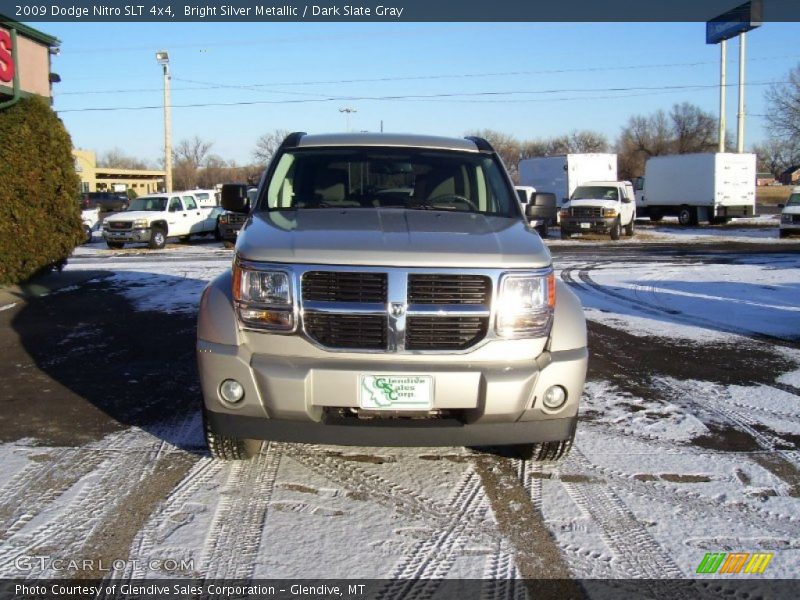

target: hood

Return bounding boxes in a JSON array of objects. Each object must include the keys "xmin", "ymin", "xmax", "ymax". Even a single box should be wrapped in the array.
[
  {"xmin": 104, "ymin": 210, "xmax": 157, "ymax": 222},
  {"xmin": 782, "ymin": 205, "xmax": 800, "ymax": 215},
  {"xmin": 565, "ymin": 198, "xmax": 620, "ymax": 210},
  {"xmin": 236, "ymin": 209, "xmax": 550, "ymax": 268}
]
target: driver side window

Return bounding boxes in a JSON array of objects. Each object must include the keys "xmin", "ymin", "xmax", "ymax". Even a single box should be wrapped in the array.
[{"xmin": 169, "ymin": 197, "xmax": 183, "ymax": 212}]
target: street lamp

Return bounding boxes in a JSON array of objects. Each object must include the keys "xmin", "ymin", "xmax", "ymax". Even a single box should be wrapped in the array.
[
  {"xmin": 156, "ymin": 50, "xmax": 172, "ymax": 192},
  {"xmin": 339, "ymin": 107, "xmax": 357, "ymax": 132}
]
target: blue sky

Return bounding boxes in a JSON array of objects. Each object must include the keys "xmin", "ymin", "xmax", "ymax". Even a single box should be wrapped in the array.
[{"xmin": 37, "ymin": 21, "xmax": 800, "ymax": 165}]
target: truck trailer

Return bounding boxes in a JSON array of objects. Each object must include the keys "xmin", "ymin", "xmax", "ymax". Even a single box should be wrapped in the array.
[{"xmin": 634, "ymin": 153, "xmax": 756, "ymax": 225}]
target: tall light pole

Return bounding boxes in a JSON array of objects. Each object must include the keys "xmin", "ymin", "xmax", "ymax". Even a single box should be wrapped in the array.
[
  {"xmin": 156, "ymin": 51, "xmax": 172, "ymax": 192},
  {"xmin": 736, "ymin": 32, "xmax": 746, "ymax": 153},
  {"xmin": 339, "ymin": 107, "xmax": 357, "ymax": 132}
]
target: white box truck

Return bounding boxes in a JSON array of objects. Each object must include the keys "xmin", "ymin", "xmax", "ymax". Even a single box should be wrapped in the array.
[
  {"xmin": 634, "ymin": 153, "xmax": 756, "ymax": 225},
  {"xmin": 519, "ymin": 154, "xmax": 618, "ymax": 206}
]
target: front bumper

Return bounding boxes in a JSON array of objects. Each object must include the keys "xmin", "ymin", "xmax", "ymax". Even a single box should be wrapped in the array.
[
  {"xmin": 103, "ymin": 228, "xmax": 152, "ymax": 243},
  {"xmin": 561, "ymin": 216, "xmax": 616, "ymax": 234},
  {"xmin": 198, "ymin": 338, "xmax": 588, "ymax": 446},
  {"xmin": 206, "ymin": 408, "xmax": 578, "ymax": 446}
]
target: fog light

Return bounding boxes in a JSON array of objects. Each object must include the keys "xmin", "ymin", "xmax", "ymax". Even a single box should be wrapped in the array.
[
  {"xmin": 219, "ymin": 379, "xmax": 245, "ymax": 404},
  {"xmin": 543, "ymin": 385, "xmax": 567, "ymax": 410}
]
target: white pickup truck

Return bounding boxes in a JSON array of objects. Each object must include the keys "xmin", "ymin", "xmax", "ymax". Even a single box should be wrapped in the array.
[
  {"xmin": 102, "ymin": 192, "xmax": 221, "ymax": 249},
  {"xmin": 559, "ymin": 180, "xmax": 636, "ymax": 240}
]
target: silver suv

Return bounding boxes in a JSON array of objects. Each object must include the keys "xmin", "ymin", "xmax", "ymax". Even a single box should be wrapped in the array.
[{"xmin": 198, "ymin": 133, "xmax": 588, "ymax": 461}]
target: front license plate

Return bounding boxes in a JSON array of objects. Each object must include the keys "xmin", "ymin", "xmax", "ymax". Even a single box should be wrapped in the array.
[
  {"xmin": 580, "ymin": 222, "xmax": 591, "ymax": 229},
  {"xmin": 359, "ymin": 375, "xmax": 433, "ymax": 410}
]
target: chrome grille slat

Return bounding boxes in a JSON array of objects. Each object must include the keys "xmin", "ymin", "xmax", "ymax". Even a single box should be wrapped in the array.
[
  {"xmin": 407, "ymin": 274, "xmax": 491, "ymax": 305},
  {"xmin": 302, "ymin": 271, "xmax": 387, "ymax": 303}
]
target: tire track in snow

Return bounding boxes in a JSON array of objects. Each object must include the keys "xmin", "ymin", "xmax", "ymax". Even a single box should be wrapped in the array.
[
  {"xmin": 110, "ymin": 458, "xmax": 224, "ymax": 581},
  {"xmin": 561, "ymin": 449, "xmax": 686, "ymax": 583},
  {"xmin": 199, "ymin": 442, "xmax": 282, "ymax": 581},
  {"xmin": 0, "ymin": 428, "xmax": 169, "ymax": 577},
  {"xmin": 376, "ymin": 467, "xmax": 495, "ymax": 599},
  {"xmin": 0, "ymin": 447, "xmax": 106, "ymax": 540}
]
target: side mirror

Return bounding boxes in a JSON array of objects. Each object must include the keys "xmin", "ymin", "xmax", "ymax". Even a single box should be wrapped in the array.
[{"xmin": 222, "ymin": 183, "xmax": 250, "ymax": 213}]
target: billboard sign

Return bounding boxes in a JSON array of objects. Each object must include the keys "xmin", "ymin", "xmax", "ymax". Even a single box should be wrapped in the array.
[{"xmin": 706, "ymin": 0, "xmax": 762, "ymax": 44}]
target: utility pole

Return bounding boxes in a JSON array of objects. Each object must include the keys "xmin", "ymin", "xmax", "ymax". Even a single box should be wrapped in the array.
[
  {"xmin": 718, "ymin": 39, "xmax": 727, "ymax": 153},
  {"xmin": 736, "ymin": 32, "xmax": 746, "ymax": 153},
  {"xmin": 156, "ymin": 51, "xmax": 172, "ymax": 192}
]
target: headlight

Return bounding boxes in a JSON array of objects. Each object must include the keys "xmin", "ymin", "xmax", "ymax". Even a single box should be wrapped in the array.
[
  {"xmin": 232, "ymin": 263, "xmax": 293, "ymax": 331},
  {"xmin": 602, "ymin": 208, "xmax": 617, "ymax": 218},
  {"xmin": 496, "ymin": 271, "xmax": 555, "ymax": 338},
  {"xmin": 220, "ymin": 214, "xmax": 230, "ymax": 224},
  {"xmin": 133, "ymin": 218, "xmax": 149, "ymax": 228}
]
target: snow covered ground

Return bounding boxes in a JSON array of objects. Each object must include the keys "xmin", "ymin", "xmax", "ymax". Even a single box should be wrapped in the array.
[{"xmin": 0, "ymin": 237, "xmax": 798, "ymax": 589}]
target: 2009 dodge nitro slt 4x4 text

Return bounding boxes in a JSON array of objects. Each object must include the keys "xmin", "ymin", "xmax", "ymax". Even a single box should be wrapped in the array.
[{"xmin": 197, "ymin": 133, "xmax": 588, "ymax": 462}]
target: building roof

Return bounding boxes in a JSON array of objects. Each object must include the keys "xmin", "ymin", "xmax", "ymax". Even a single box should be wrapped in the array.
[{"xmin": 0, "ymin": 15, "xmax": 60, "ymax": 47}]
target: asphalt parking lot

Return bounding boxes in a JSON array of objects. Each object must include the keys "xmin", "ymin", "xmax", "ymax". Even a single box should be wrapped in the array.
[{"xmin": 0, "ymin": 224, "xmax": 799, "ymax": 592}]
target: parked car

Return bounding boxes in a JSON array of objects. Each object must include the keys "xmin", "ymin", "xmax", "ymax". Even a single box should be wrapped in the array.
[
  {"xmin": 198, "ymin": 132, "xmax": 588, "ymax": 462},
  {"xmin": 81, "ymin": 208, "xmax": 100, "ymax": 244},
  {"xmin": 779, "ymin": 186, "xmax": 800, "ymax": 238},
  {"xmin": 515, "ymin": 186, "xmax": 557, "ymax": 237},
  {"xmin": 79, "ymin": 192, "xmax": 129, "ymax": 212},
  {"xmin": 217, "ymin": 185, "xmax": 257, "ymax": 244}
]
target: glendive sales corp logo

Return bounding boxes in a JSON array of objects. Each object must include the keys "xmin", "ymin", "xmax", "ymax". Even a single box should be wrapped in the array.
[{"xmin": 696, "ymin": 552, "xmax": 773, "ymax": 574}]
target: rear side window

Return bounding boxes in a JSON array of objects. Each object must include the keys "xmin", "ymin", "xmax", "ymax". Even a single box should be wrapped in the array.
[{"xmin": 183, "ymin": 196, "xmax": 198, "ymax": 210}]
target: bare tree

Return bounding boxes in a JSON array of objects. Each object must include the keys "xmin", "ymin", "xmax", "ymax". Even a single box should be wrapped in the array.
[
  {"xmin": 765, "ymin": 63, "xmax": 800, "ymax": 157},
  {"xmin": 520, "ymin": 130, "xmax": 608, "ymax": 159},
  {"xmin": 670, "ymin": 102, "xmax": 717, "ymax": 154},
  {"xmin": 616, "ymin": 104, "xmax": 719, "ymax": 180},
  {"xmin": 172, "ymin": 136, "xmax": 214, "ymax": 189},
  {"xmin": 253, "ymin": 129, "xmax": 290, "ymax": 164},
  {"xmin": 751, "ymin": 138, "xmax": 795, "ymax": 178},
  {"xmin": 97, "ymin": 147, "xmax": 151, "ymax": 170}
]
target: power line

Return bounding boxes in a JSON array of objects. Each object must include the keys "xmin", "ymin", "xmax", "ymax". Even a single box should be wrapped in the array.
[
  {"xmin": 56, "ymin": 53, "xmax": 800, "ymax": 97},
  {"xmin": 57, "ymin": 80, "xmax": 787, "ymax": 114}
]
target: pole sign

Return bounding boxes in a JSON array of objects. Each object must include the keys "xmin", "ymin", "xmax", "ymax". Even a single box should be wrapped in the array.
[
  {"xmin": 0, "ymin": 28, "xmax": 14, "ymax": 84},
  {"xmin": 706, "ymin": 0, "xmax": 762, "ymax": 44}
]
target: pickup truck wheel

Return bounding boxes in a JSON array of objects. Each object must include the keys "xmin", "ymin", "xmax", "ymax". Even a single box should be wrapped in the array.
[
  {"xmin": 624, "ymin": 217, "xmax": 635, "ymax": 237},
  {"xmin": 204, "ymin": 418, "xmax": 262, "ymax": 460},
  {"xmin": 516, "ymin": 436, "xmax": 574, "ymax": 464},
  {"xmin": 83, "ymin": 225, "xmax": 93, "ymax": 244},
  {"xmin": 149, "ymin": 227, "xmax": 167, "ymax": 249},
  {"xmin": 610, "ymin": 219, "xmax": 621, "ymax": 240},
  {"xmin": 106, "ymin": 241, "xmax": 124, "ymax": 249},
  {"xmin": 214, "ymin": 218, "xmax": 223, "ymax": 242}
]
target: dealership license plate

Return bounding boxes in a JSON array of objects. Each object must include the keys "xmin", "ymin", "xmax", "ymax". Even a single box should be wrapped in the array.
[
  {"xmin": 359, "ymin": 375, "xmax": 433, "ymax": 410},
  {"xmin": 580, "ymin": 222, "xmax": 591, "ymax": 229}
]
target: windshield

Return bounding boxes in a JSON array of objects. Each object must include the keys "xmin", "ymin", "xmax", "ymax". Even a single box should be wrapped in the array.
[
  {"xmin": 788, "ymin": 194, "xmax": 800, "ymax": 207},
  {"xmin": 571, "ymin": 186, "xmax": 619, "ymax": 200},
  {"xmin": 128, "ymin": 197, "xmax": 167, "ymax": 211},
  {"xmin": 263, "ymin": 148, "xmax": 517, "ymax": 217}
]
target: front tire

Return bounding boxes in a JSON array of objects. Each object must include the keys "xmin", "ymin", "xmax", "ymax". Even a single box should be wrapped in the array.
[
  {"xmin": 205, "ymin": 417, "xmax": 263, "ymax": 460},
  {"xmin": 610, "ymin": 219, "xmax": 621, "ymax": 240},
  {"xmin": 624, "ymin": 217, "xmax": 635, "ymax": 237},
  {"xmin": 149, "ymin": 226, "xmax": 167, "ymax": 249},
  {"xmin": 514, "ymin": 436, "xmax": 574, "ymax": 464}
]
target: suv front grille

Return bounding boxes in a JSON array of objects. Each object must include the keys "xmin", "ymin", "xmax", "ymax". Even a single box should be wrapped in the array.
[
  {"xmin": 304, "ymin": 313, "xmax": 387, "ymax": 350},
  {"xmin": 570, "ymin": 207, "xmax": 602, "ymax": 218},
  {"xmin": 303, "ymin": 271, "xmax": 387, "ymax": 303},
  {"xmin": 300, "ymin": 269, "xmax": 494, "ymax": 352},
  {"xmin": 408, "ymin": 274, "xmax": 491, "ymax": 305},
  {"xmin": 108, "ymin": 221, "xmax": 131, "ymax": 230},
  {"xmin": 406, "ymin": 316, "xmax": 488, "ymax": 351}
]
